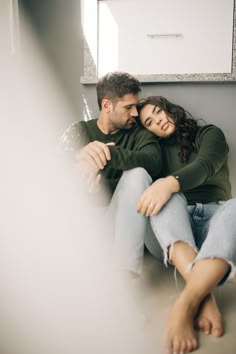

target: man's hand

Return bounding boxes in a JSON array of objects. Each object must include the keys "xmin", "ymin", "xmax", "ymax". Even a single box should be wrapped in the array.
[
  {"xmin": 137, "ymin": 176, "xmax": 180, "ymax": 216},
  {"xmin": 86, "ymin": 171, "xmax": 102, "ymax": 194},
  {"xmin": 76, "ymin": 141, "xmax": 115, "ymax": 170}
]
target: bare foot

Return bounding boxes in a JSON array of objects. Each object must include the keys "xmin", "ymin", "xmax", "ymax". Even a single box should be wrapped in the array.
[
  {"xmin": 195, "ymin": 293, "xmax": 223, "ymax": 337},
  {"xmin": 162, "ymin": 294, "xmax": 198, "ymax": 354}
]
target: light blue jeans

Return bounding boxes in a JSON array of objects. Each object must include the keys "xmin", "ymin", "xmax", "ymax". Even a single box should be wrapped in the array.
[
  {"xmin": 105, "ymin": 168, "xmax": 152, "ymax": 275},
  {"xmin": 145, "ymin": 191, "xmax": 236, "ymax": 282}
]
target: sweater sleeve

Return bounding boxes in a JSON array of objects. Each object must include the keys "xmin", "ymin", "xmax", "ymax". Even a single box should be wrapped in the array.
[
  {"xmin": 59, "ymin": 122, "xmax": 83, "ymax": 152},
  {"xmin": 171, "ymin": 125, "xmax": 229, "ymax": 191},
  {"xmin": 105, "ymin": 129, "xmax": 162, "ymax": 180}
]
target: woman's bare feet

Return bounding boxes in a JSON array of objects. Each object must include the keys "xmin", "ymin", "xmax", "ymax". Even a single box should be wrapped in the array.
[
  {"xmin": 162, "ymin": 294, "xmax": 198, "ymax": 354},
  {"xmin": 195, "ymin": 293, "xmax": 223, "ymax": 337}
]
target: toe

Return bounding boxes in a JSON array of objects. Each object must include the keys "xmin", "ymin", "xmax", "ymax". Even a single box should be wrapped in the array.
[
  {"xmin": 172, "ymin": 338, "xmax": 181, "ymax": 353},
  {"xmin": 197, "ymin": 318, "xmax": 211, "ymax": 335},
  {"xmin": 212, "ymin": 327, "xmax": 223, "ymax": 337},
  {"xmin": 192, "ymin": 337, "xmax": 198, "ymax": 350}
]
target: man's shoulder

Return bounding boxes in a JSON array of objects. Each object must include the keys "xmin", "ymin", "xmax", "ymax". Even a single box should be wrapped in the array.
[
  {"xmin": 80, "ymin": 118, "xmax": 98, "ymax": 126},
  {"xmin": 77, "ymin": 118, "xmax": 98, "ymax": 128},
  {"xmin": 66, "ymin": 118, "xmax": 98, "ymax": 134},
  {"xmin": 60, "ymin": 119, "xmax": 98, "ymax": 151}
]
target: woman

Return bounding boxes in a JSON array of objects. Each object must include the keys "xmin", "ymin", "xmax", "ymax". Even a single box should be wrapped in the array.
[{"xmin": 136, "ymin": 96, "xmax": 236, "ymax": 354}]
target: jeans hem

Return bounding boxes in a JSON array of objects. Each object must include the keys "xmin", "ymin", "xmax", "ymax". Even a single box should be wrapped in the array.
[{"xmin": 185, "ymin": 258, "xmax": 236, "ymax": 285}]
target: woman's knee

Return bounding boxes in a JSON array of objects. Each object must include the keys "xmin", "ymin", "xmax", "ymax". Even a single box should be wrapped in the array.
[
  {"xmin": 152, "ymin": 178, "xmax": 187, "ymax": 206},
  {"xmin": 162, "ymin": 191, "xmax": 187, "ymax": 212},
  {"xmin": 211, "ymin": 198, "xmax": 236, "ymax": 226}
]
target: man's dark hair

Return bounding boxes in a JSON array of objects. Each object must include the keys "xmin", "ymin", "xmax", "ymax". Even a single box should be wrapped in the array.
[{"xmin": 96, "ymin": 71, "xmax": 141, "ymax": 110}]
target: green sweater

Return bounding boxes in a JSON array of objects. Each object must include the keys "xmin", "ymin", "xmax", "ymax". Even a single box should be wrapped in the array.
[
  {"xmin": 61, "ymin": 119, "xmax": 162, "ymax": 195},
  {"xmin": 160, "ymin": 124, "xmax": 232, "ymax": 204}
]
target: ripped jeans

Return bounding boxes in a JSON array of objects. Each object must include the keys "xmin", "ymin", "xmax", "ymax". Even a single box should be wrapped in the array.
[{"xmin": 145, "ymin": 192, "xmax": 236, "ymax": 282}]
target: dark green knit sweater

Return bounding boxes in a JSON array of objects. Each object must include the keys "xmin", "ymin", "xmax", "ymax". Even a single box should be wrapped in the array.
[
  {"xmin": 160, "ymin": 124, "xmax": 232, "ymax": 204},
  {"xmin": 61, "ymin": 119, "xmax": 162, "ymax": 195}
]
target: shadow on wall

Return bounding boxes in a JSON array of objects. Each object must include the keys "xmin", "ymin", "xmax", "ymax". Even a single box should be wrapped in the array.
[{"xmin": 19, "ymin": 0, "xmax": 86, "ymax": 124}]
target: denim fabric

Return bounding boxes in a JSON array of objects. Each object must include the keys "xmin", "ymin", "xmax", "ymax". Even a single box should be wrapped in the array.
[
  {"xmin": 105, "ymin": 168, "xmax": 152, "ymax": 275},
  {"xmin": 145, "ymin": 191, "xmax": 236, "ymax": 282}
]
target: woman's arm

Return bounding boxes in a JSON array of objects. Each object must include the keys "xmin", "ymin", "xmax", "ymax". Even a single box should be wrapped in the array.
[
  {"xmin": 171, "ymin": 125, "xmax": 229, "ymax": 192},
  {"xmin": 137, "ymin": 125, "xmax": 229, "ymax": 215},
  {"xmin": 137, "ymin": 175, "xmax": 180, "ymax": 216}
]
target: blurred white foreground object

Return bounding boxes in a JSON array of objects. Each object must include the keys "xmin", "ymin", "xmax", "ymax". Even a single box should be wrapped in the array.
[{"xmin": 0, "ymin": 2, "xmax": 150, "ymax": 354}]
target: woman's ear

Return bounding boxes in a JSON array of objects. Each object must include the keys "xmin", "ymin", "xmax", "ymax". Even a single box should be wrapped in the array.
[{"xmin": 101, "ymin": 98, "xmax": 112, "ymax": 113}]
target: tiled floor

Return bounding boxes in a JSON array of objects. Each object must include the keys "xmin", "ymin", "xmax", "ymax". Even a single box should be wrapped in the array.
[{"xmin": 138, "ymin": 254, "xmax": 236, "ymax": 354}]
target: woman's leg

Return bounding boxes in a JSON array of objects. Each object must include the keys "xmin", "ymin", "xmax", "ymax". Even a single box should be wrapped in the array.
[
  {"xmin": 149, "ymin": 195, "xmax": 231, "ymax": 353},
  {"xmin": 169, "ymin": 240, "xmax": 223, "ymax": 338},
  {"xmin": 149, "ymin": 192, "xmax": 197, "ymax": 266},
  {"xmin": 188, "ymin": 198, "xmax": 236, "ymax": 282},
  {"xmin": 147, "ymin": 193, "xmax": 198, "ymax": 352},
  {"xmin": 162, "ymin": 199, "xmax": 236, "ymax": 353},
  {"xmin": 145, "ymin": 229, "xmax": 222, "ymax": 339},
  {"xmin": 178, "ymin": 198, "xmax": 236, "ymax": 349},
  {"xmin": 162, "ymin": 257, "xmax": 229, "ymax": 354}
]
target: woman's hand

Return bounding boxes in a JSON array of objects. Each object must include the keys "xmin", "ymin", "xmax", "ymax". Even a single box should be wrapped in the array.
[{"xmin": 137, "ymin": 176, "xmax": 180, "ymax": 216}]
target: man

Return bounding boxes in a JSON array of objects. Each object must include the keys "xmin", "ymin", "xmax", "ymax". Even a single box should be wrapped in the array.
[{"xmin": 60, "ymin": 71, "xmax": 162, "ymax": 277}]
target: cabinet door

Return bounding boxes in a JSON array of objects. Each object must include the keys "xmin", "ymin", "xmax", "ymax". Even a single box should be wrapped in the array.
[{"xmin": 98, "ymin": 0, "xmax": 234, "ymax": 76}]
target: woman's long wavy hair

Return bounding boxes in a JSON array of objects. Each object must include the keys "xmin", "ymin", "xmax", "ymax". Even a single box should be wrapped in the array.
[{"xmin": 137, "ymin": 96, "xmax": 200, "ymax": 163}]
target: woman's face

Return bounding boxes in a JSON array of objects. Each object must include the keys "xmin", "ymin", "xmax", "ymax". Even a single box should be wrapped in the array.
[{"xmin": 139, "ymin": 103, "xmax": 176, "ymax": 138}]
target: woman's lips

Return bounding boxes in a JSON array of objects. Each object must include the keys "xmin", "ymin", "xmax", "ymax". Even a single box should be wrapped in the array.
[{"xmin": 161, "ymin": 122, "xmax": 169, "ymax": 131}]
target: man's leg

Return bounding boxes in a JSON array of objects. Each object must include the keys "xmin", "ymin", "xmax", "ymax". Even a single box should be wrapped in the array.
[{"xmin": 107, "ymin": 167, "xmax": 152, "ymax": 276}]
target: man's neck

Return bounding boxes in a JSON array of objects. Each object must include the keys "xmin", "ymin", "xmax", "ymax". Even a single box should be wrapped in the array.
[{"xmin": 97, "ymin": 116, "xmax": 119, "ymax": 135}]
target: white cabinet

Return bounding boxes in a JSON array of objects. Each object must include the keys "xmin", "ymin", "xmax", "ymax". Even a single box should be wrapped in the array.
[{"xmin": 81, "ymin": 0, "xmax": 236, "ymax": 82}]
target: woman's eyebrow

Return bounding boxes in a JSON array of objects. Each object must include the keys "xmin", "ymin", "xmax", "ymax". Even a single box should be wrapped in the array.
[{"xmin": 144, "ymin": 117, "xmax": 152, "ymax": 125}]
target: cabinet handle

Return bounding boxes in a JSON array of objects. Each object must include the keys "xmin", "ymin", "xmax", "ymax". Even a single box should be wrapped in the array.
[{"xmin": 147, "ymin": 33, "xmax": 183, "ymax": 38}]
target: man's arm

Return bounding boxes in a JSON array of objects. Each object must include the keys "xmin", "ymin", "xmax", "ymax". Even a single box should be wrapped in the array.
[
  {"xmin": 59, "ymin": 122, "xmax": 82, "ymax": 153},
  {"xmin": 60, "ymin": 121, "xmax": 115, "ymax": 170},
  {"xmin": 104, "ymin": 128, "xmax": 162, "ymax": 180},
  {"xmin": 60, "ymin": 123, "xmax": 162, "ymax": 188},
  {"xmin": 76, "ymin": 141, "xmax": 115, "ymax": 170},
  {"xmin": 60, "ymin": 122, "xmax": 115, "ymax": 192}
]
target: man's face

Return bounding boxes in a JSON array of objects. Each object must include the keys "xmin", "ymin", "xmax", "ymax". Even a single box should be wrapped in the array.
[{"xmin": 109, "ymin": 93, "xmax": 139, "ymax": 130}]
